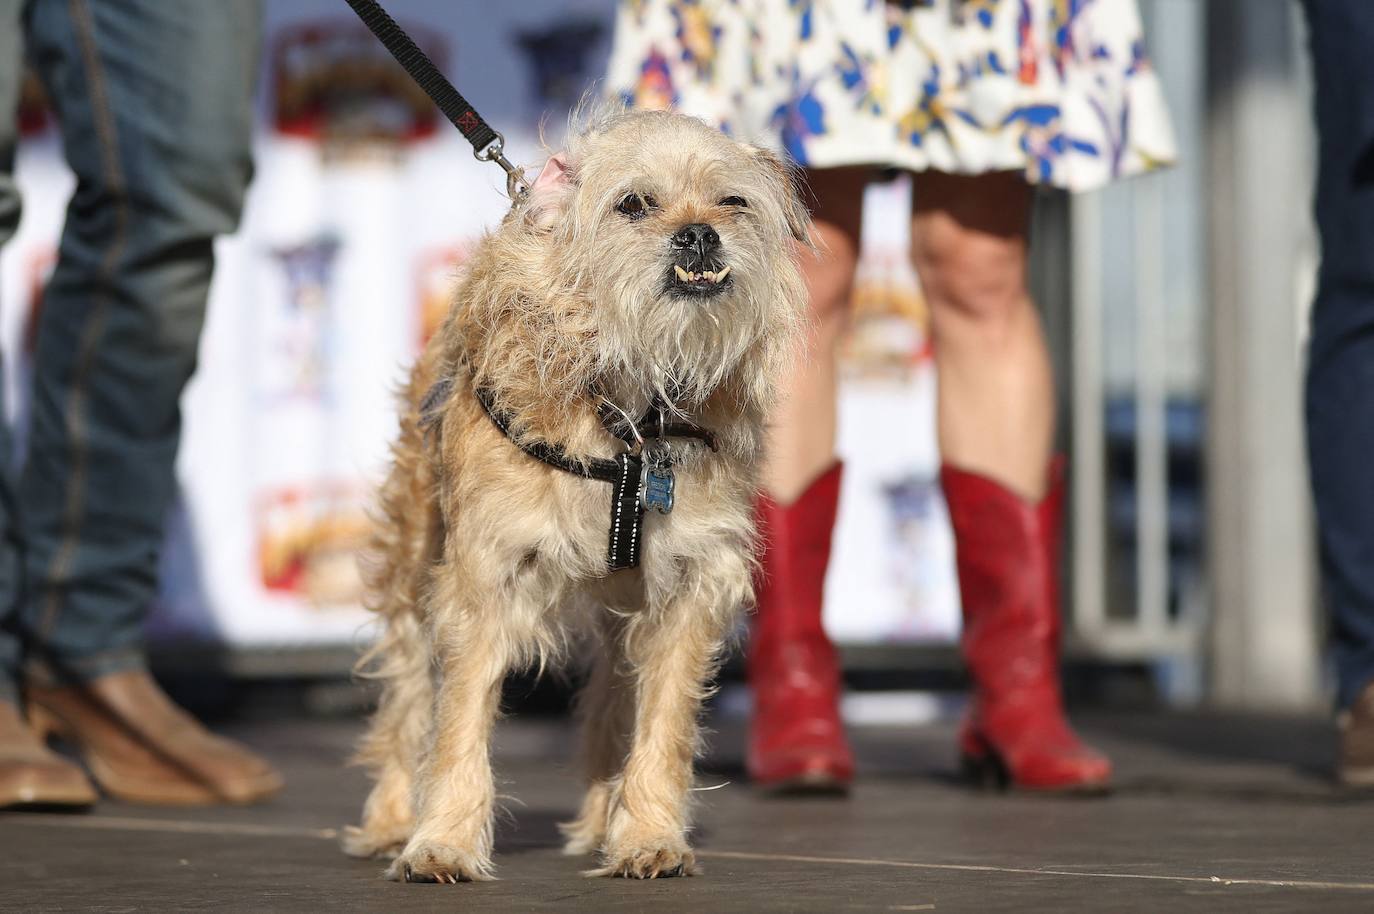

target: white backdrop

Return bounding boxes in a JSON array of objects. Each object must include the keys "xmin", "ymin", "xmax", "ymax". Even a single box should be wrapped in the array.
[{"xmin": 0, "ymin": 0, "xmax": 958, "ymax": 652}]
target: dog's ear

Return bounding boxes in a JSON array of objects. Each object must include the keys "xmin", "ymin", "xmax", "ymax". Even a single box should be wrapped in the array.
[
  {"xmin": 532, "ymin": 152, "xmax": 570, "ymax": 192},
  {"xmin": 523, "ymin": 152, "xmax": 573, "ymax": 232},
  {"xmin": 748, "ymin": 146, "xmax": 812, "ymax": 245}
]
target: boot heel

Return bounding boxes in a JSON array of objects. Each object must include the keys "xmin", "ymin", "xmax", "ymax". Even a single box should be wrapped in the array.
[{"xmin": 960, "ymin": 748, "xmax": 1010, "ymax": 793}]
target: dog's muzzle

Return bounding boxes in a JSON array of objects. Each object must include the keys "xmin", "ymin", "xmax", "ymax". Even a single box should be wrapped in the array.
[{"xmin": 665, "ymin": 222, "xmax": 732, "ymax": 298}]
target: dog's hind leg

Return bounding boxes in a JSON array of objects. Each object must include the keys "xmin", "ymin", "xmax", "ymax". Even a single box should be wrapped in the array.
[
  {"xmin": 561, "ymin": 615, "xmax": 635, "ymax": 856},
  {"xmin": 344, "ymin": 759, "xmax": 415, "ymax": 860},
  {"xmin": 591, "ymin": 552, "xmax": 749, "ymax": 879},
  {"xmin": 344, "ymin": 611, "xmax": 431, "ymax": 860},
  {"xmin": 346, "ymin": 376, "xmax": 440, "ymax": 860}
]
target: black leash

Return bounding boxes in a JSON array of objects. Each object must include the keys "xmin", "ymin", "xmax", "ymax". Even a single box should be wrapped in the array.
[
  {"xmin": 343, "ymin": 0, "xmax": 529, "ymax": 200},
  {"xmin": 356, "ymin": 0, "xmax": 726, "ymax": 572}
]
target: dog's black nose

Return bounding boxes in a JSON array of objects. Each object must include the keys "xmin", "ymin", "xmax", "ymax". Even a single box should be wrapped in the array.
[{"xmin": 671, "ymin": 223, "xmax": 720, "ymax": 253}]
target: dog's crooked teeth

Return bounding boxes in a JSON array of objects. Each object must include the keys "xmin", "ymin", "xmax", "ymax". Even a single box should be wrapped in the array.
[{"xmin": 676, "ymin": 265, "xmax": 731, "ymax": 284}]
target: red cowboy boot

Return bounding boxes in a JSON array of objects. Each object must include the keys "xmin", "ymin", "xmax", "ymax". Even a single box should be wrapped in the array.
[
  {"xmin": 942, "ymin": 458, "xmax": 1111, "ymax": 792},
  {"xmin": 747, "ymin": 463, "xmax": 854, "ymax": 792}
]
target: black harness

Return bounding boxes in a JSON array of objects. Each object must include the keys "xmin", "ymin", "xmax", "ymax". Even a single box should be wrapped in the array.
[{"xmin": 452, "ymin": 385, "xmax": 717, "ymax": 572}]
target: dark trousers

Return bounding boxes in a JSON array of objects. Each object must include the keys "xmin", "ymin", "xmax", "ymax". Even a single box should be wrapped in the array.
[
  {"xmin": 0, "ymin": 0, "xmax": 261, "ymax": 700},
  {"xmin": 1303, "ymin": 0, "xmax": 1374, "ymax": 708}
]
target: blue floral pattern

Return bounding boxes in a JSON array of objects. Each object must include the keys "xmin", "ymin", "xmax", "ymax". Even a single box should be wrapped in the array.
[{"xmin": 608, "ymin": 0, "xmax": 1176, "ymax": 191}]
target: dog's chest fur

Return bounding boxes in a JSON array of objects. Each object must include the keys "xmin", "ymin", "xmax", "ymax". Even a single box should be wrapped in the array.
[{"xmin": 431, "ymin": 370, "xmax": 759, "ymax": 620}]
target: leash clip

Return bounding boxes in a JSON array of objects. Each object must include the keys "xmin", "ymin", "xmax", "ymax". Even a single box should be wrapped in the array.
[{"xmin": 475, "ymin": 133, "xmax": 530, "ymax": 203}]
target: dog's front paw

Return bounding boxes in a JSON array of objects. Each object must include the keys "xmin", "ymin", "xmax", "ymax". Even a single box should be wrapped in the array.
[
  {"xmin": 591, "ymin": 841, "xmax": 697, "ymax": 879},
  {"xmin": 385, "ymin": 841, "xmax": 494, "ymax": 884}
]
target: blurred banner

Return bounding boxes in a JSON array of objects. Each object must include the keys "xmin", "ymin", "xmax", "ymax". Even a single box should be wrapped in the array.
[{"xmin": 0, "ymin": 0, "xmax": 957, "ymax": 654}]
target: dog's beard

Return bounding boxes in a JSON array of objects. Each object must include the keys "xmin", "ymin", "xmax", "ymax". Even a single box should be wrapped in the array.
[{"xmin": 594, "ymin": 257, "xmax": 774, "ymax": 411}]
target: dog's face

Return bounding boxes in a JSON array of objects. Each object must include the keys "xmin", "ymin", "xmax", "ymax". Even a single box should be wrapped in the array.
[{"xmin": 522, "ymin": 109, "xmax": 809, "ymax": 406}]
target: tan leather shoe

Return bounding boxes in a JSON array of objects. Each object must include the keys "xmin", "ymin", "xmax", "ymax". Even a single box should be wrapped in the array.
[
  {"xmin": 26, "ymin": 669, "xmax": 282, "ymax": 806},
  {"xmin": 1339, "ymin": 682, "xmax": 1374, "ymax": 788},
  {"xmin": 0, "ymin": 699, "xmax": 98, "ymax": 808}
]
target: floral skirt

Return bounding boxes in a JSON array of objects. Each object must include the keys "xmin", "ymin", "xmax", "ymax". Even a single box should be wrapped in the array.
[{"xmin": 607, "ymin": 0, "xmax": 1177, "ymax": 191}]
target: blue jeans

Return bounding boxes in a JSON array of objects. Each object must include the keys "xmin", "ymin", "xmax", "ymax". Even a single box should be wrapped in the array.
[
  {"xmin": 1303, "ymin": 0, "xmax": 1374, "ymax": 709},
  {"xmin": 0, "ymin": 0, "xmax": 261, "ymax": 702}
]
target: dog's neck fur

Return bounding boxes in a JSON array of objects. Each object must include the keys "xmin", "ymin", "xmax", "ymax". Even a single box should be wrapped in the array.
[{"xmin": 445, "ymin": 226, "xmax": 598, "ymax": 442}]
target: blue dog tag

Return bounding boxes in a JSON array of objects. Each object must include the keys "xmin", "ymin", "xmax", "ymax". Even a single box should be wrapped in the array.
[
  {"xmin": 641, "ymin": 448, "xmax": 675, "ymax": 515},
  {"xmin": 643, "ymin": 467, "xmax": 674, "ymax": 514}
]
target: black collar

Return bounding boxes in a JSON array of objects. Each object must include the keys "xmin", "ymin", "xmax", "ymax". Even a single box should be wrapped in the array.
[{"xmin": 595, "ymin": 399, "xmax": 719, "ymax": 454}]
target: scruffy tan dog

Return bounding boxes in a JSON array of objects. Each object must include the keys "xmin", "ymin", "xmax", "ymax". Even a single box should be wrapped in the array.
[{"xmin": 342, "ymin": 108, "xmax": 808, "ymax": 883}]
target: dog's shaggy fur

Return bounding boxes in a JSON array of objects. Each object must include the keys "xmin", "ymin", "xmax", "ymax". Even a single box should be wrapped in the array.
[{"xmin": 342, "ymin": 108, "xmax": 808, "ymax": 882}]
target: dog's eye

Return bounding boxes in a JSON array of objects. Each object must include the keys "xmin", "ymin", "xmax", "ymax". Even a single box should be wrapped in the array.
[
  {"xmin": 719, "ymin": 196, "xmax": 749, "ymax": 208},
  {"xmin": 616, "ymin": 193, "xmax": 656, "ymax": 219}
]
